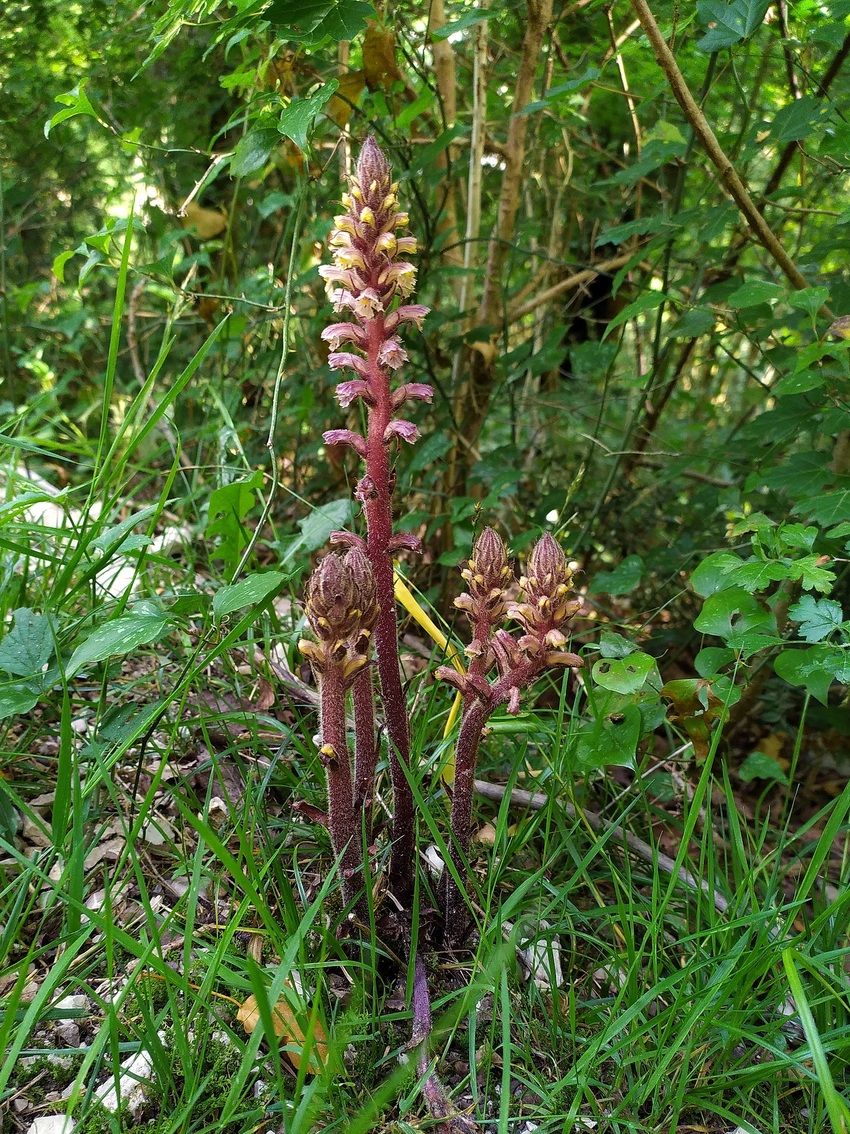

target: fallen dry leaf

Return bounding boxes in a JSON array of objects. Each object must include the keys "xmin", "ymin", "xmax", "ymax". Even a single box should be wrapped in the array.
[
  {"xmin": 182, "ymin": 201, "xmax": 227, "ymax": 240},
  {"xmin": 237, "ymin": 987, "xmax": 328, "ymax": 1073}
]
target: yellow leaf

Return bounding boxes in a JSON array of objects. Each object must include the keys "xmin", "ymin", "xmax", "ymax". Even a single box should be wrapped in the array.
[
  {"xmin": 363, "ymin": 21, "xmax": 404, "ymax": 91},
  {"xmin": 328, "ymin": 69, "xmax": 367, "ymax": 128},
  {"xmin": 181, "ymin": 201, "xmax": 227, "ymax": 240},
  {"xmin": 237, "ymin": 988, "xmax": 328, "ymax": 1073}
]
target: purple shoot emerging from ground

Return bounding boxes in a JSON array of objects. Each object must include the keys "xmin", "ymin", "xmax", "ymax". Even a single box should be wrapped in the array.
[{"xmin": 318, "ymin": 137, "xmax": 432, "ymax": 906}]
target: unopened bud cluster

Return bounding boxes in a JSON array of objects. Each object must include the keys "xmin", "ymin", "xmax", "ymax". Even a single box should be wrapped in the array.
[{"xmin": 299, "ymin": 548, "xmax": 379, "ymax": 687}]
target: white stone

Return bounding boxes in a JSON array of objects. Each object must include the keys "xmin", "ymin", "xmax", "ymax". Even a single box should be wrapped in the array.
[
  {"xmin": 54, "ymin": 994, "xmax": 87, "ymax": 1013},
  {"xmin": 25, "ymin": 1116, "xmax": 75, "ymax": 1134},
  {"xmin": 94, "ymin": 1048, "xmax": 155, "ymax": 1114}
]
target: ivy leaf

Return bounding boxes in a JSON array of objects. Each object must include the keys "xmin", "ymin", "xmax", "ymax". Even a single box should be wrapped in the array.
[
  {"xmin": 694, "ymin": 646, "xmax": 736, "ymax": 676},
  {"xmin": 598, "ymin": 632, "xmax": 638, "ymax": 659},
  {"xmin": 774, "ymin": 646, "xmax": 838, "ymax": 704},
  {"xmin": 574, "ymin": 704, "xmax": 642, "ymax": 773},
  {"xmin": 690, "ymin": 551, "xmax": 744, "ymax": 597},
  {"xmin": 266, "ymin": 0, "xmax": 373, "ymax": 43},
  {"xmin": 694, "ymin": 588, "xmax": 780, "ymax": 654},
  {"xmin": 0, "ymin": 609, "xmax": 56, "ymax": 679},
  {"xmin": 696, "ymin": 0, "xmax": 771, "ymax": 51},
  {"xmin": 278, "ymin": 83, "xmax": 338, "ymax": 151},
  {"xmin": 788, "ymin": 595, "xmax": 844, "ymax": 642},
  {"xmin": 592, "ymin": 652, "xmax": 655, "ymax": 695},
  {"xmin": 786, "ymin": 285, "xmax": 831, "ymax": 316}
]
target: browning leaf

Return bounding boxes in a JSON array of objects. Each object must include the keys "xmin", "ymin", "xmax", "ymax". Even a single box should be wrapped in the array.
[
  {"xmin": 182, "ymin": 201, "xmax": 227, "ymax": 240},
  {"xmin": 363, "ymin": 22, "xmax": 404, "ymax": 91},
  {"xmin": 328, "ymin": 70, "xmax": 367, "ymax": 128},
  {"xmin": 237, "ymin": 987, "xmax": 328, "ymax": 1073}
]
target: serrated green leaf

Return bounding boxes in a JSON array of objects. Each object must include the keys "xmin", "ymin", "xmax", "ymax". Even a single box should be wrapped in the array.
[
  {"xmin": 690, "ymin": 551, "xmax": 744, "ymax": 597},
  {"xmin": 796, "ymin": 486, "xmax": 850, "ymax": 527},
  {"xmin": 728, "ymin": 280, "xmax": 784, "ymax": 309},
  {"xmin": 789, "ymin": 595, "xmax": 844, "ymax": 642},
  {"xmin": 733, "ymin": 558, "xmax": 794, "ymax": 593},
  {"xmin": 758, "ymin": 452, "xmax": 833, "ymax": 496},
  {"xmin": 213, "ymin": 571, "xmax": 289, "ymax": 618},
  {"xmin": 791, "ymin": 554, "xmax": 836, "ymax": 594},
  {"xmin": 696, "ymin": 0, "xmax": 771, "ymax": 51},
  {"xmin": 592, "ymin": 652, "xmax": 654, "ymax": 695},
  {"xmin": 231, "ymin": 128, "xmax": 279, "ymax": 177},
  {"xmin": 68, "ymin": 613, "xmax": 171, "ymax": 678},
  {"xmin": 590, "ymin": 555, "xmax": 643, "ymax": 595},
  {"xmin": 277, "ymin": 83, "xmax": 338, "ymax": 151},
  {"xmin": 0, "ymin": 609, "xmax": 56, "ymax": 679}
]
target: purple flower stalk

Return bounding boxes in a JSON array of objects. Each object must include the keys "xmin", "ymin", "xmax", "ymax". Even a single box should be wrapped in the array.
[
  {"xmin": 319, "ymin": 137, "xmax": 432, "ymax": 906},
  {"xmin": 437, "ymin": 531, "xmax": 583, "ymax": 944}
]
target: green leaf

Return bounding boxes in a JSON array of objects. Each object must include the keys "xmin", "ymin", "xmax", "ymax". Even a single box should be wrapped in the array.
[
  {"xmin": 91, "ymin": 506, "xmax": 159, "ymax": 553},
  {"xmin": 732, "ymin": 558, "xmax": 794, "ymax": 593},
  {"xmin": 67, "ymin": 613, "xmax": 171, "ymax": 678},
  {"xmin": 0, "ymin": 609, "xmax": 56, "ymax": 679},
  {"xmin": 595, "ymin": 215, "xmax": 676, "ymax": 248},
  {"xmin": 592, "ymin": 652, "xmax": 655, "ymax": 695},
  {"xmin": 790, "ymin": 554, "xmax": 836, "ymax": 594},
  {"xmin": 598, "ymin": 632, "xmax": 637, "ymax": 658},
  {"xmin": 765, "ymin": 97, "xmax": 832, "ymax": 145},
  {"xmin": 231, "ymin": 128, "xmax": 279, "ymax": 177},
  {"xmin": 772, "ymin": 369, "xmax": 825, "ymax": 397},
  {"xmin": 0, "ymin": 681, "xmax": 42, "ymax": 721},
  {"xmin": 774, "ymin": 646, "xmax": 838, "ymax": 704},
  {"xmin": 727, "ymin": 280, "xmax": 784, "ymax": 309},
  {"xmin": 602, "ymin": 293, "xmax": 668, "ymax": 340},
  {"xmin": 574, "ymin": 704, "xmax": 641, "ymax": 773},
  {"xmin": 695, "ymin": 646, "xmax": 736, "ymax": 676},
  {"xmin": 757, "ymin": 452, "xmax": 833, "ymax": 497},
  {"xmin": 52, "ymin": 249, "xmax": 78, "ymax": 283},
  {"xmin": 789, "ymin": 595, "xmax": 844, "ymax": 642},
  {"xmin": 787, "ymin": 285, "xmax": 830, "ymax": 316},
  {"xmin": 277, "ymin": 83, "xmax": 338, "ymax": 151},
  {"xmin": 206, "ymin": 471, "xmax": 264, "ymax": 567},
  {"xmin": 690, "ymin": 551, "xmax": 743, "ymax": 597},
  {"xmin": 696, "ymin": 0, "xmax": 771, "ymax": 51},
  {"xmin": 796, "ymin": 486, "xmax": 850, "ymax": 527},
  {"xmin": 739, "ymin": 749, "xmax": 789, "ymax": 785},
  {"xmin": 590, "ymin": 554, "xmax": 643, "ymax": 595},
  {"xmin": 670, "ymin": 308, "xmax": 716, "ymax": 338},
  {"xmin": 432, "ymin": 7, "xmax": 490, "ymax": 40},
  {"xmin": 45, "ymin": 83, "xmax": 103, "ymax": 138},
  {"xmin": 266, "ymin": 0, "xmax": 374, "ymax": 42},
  {"xmin": 281, "ymin": 498, "xmax": 353, "ymax": 563},
  {"xmin": 694, "ymin": 588, "xmax": 779, "ymax": 653},
  {"xmin": 213, "ymin": 571, "xmax": 289, "ymax": 619}
]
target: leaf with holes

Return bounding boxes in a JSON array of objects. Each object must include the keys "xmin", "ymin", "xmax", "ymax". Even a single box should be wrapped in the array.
[
  {"xmin": 592, "ymin": 653, "xmax": 655, "ymax": 695},
  {"xmin": 693, "ymin": 588, "xmax": 780, "ymax": 654}
]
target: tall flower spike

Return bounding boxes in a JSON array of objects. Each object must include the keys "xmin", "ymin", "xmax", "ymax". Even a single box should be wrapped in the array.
[
  {"xmin": 455, "ymin": 528, "xmax": 514, "ymax": 671},
  {"xmin": 318, "ymin": 137, "xmax": 432, "ymax": 906}
]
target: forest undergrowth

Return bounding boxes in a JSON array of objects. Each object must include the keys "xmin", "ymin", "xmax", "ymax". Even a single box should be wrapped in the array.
[{"xmin": 3, "ymin": 1, "xmax": 850, "ymax": 1132}]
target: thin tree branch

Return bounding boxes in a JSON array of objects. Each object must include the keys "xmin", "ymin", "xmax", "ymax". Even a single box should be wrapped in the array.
[{"xmin": 508, "ymin": 252, "xmax": 636, "ymax": 323}]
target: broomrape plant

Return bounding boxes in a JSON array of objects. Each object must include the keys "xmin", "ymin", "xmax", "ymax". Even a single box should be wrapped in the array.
[{"xmin": 296, "ymin": 141, "xmax": 583, "ymax": 1092}]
